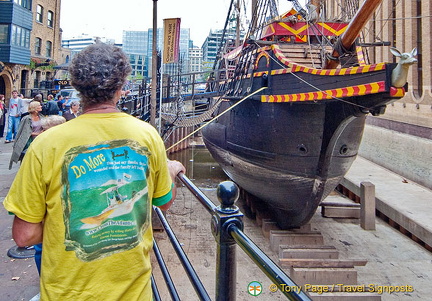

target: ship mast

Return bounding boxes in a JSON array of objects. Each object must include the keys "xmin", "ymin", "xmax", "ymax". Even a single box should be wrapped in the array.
[
  {"xmin": 235, "ymin": 0, "xmax": 241, "ymax": 47},
  {"xmin": 325, "ymin": 0, "xmax": 383, "ymax": 69}
]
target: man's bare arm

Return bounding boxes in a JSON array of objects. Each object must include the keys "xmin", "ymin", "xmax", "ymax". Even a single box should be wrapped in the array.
[
  {"xmin": 12, "ymin": 216, "xmax": 43, "ymax": 247},
  {"xmin": 158, "ymin": 160, "xmax": 186, "ymax": 211}
]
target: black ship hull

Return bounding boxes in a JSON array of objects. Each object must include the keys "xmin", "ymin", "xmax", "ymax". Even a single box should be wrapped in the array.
[
  {"xmin": 202, "ymin": 43, "xmax": 403, "ymax": 228},
  {"xmin": 203, "ymin": 97, "xmax": 371, "ymax": 228}
]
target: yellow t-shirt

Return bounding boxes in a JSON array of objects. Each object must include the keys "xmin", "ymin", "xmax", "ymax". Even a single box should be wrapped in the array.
[{"xmin": 4, "ymin": 112, "xmax": 172, "ymax": 300}]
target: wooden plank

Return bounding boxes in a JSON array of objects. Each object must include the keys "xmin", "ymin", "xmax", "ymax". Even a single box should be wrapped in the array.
[
  {"xmin": 280, "ymin": 51, "xmax": 322, "ymax": 57},
  {"xmin": 261, "ymin": 219, "xmax": 279, "ymax": 238},
  {"xmin": 280, "ymin": 258, "xmax": 368, "ymax": 268},
  {"xmin": 321, "ymin": 206, "xmax": 360, "ymax": 219},
  {"xmin": 270, "ymin": 231, "xmax": 324, "ymax": 251},
  {"xmin": 290, "ymin": 267, "xmax": 358, "ymax": 286},
  {"xmin": 271, "ymin": 223, "xmax": 312, "ymax": 233},
  {"xmin": 280, "ymin": 247, "xmax": 339, "ymax": 259},
  {"xmin": 279, "ymin": 245, "xmax": 337, "ymax": 250},
  {"xmin": 320, "ymin": 202, "xmax": 361, "ymax": 207}
]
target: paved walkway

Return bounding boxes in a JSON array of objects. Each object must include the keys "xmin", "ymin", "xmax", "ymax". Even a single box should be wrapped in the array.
[
  {"xmin": 0, "ymin": 141, "xmax": 40, "ymax": 301},
  {"xmin": 342, "ymin": 156, "xmax": 432, "ymax": 248}
]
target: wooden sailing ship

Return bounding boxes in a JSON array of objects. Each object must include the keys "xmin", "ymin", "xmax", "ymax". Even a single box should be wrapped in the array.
[{"xmin": 201, "ymin": 0, "xmax": 417, "ymax": 228}]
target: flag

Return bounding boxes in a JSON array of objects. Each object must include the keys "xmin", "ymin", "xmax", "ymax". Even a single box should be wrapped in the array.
[{"xmin": 163, "ymin": 18, "xmax": 181, "ymax": 64}]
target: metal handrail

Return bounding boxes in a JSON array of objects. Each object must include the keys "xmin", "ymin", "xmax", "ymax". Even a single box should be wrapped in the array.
[
  {"xmin": 229, "ymin": 225, "xmax": 311, "ymax": 300},
  {"xmin": 151, "ymin": 173, "xmax": 311, "ymax": 301},
  {"xmin": 152, "ymin": 238, "xmax": 181, "ymax": 301},
  {"xmin": 153, "ymin": 205, "xmax": 211, "ymax": 301},
  {"xmin": 151, "ymin": 275, "xmax": 162, "ymax": 301}
]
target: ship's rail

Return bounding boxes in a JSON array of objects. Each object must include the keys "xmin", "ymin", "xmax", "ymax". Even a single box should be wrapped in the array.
[{"xmin": 152, "ymin": 173, "xmax": 311, "ymax": 300}]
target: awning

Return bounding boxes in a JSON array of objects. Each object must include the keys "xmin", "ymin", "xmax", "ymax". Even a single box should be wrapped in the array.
[{"xmin": 54, "ymin": 62, "xmax": 70, "ymax": 70}]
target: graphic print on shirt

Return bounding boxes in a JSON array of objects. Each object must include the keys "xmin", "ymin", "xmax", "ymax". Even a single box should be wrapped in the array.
[{"xmin": 61, "ymin": 139, "xmax": 151, "ymax": 262}]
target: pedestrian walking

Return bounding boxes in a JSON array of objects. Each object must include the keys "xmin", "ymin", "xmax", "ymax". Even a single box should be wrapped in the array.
[
  {"xmin": 8, "ymin": 101, "xmax": 44, "ymax": 169},
  {"xmin": 5, "ymin": 90, "xmax": 22, "ymax": 143},
  {"xmin": 0, "ymin": 94, "xmax": 6, "ymax": 140}
]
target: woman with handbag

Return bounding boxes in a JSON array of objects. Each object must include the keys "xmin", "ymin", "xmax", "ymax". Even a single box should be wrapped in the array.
[{"xmin": 9, "ymin": 101, "xmax": 44, "ymax": 169}]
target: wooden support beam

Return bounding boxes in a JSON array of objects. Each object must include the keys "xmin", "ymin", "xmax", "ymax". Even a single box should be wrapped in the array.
[
  {"xmin": 290, "ymin": 267, "xmax": 358, "ymax": 286},
  {"xmin": 279, "ymin": 246, "xmax": 339, "ymax": 259},
  {"xmin": 280, "ymin": 258, "xmax": 368, "ymax": 268},
  {"xmin": 360, "ymin": 182, "xmax": 376, "ymax": 230},
  {"xmin": 270, "ymin": 231, "xmax": 324, "ymax": 251},
  {"xmin": 321, "ymin": 206, "xmax": 360, "ymax": 218}
]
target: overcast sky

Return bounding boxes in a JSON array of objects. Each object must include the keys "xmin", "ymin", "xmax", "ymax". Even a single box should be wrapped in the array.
[
  {"xmin": 60, "ymin": 0, "xmax": 297, "ymax": 46},
  {"xmin": 61, "ymin": 0, "xmax": 234, "ymax": 46}
]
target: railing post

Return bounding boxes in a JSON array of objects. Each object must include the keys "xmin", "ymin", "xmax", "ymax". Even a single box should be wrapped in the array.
[{"xmin": 211, "ymin": 181, "xmax": 243, "ymax": 301}]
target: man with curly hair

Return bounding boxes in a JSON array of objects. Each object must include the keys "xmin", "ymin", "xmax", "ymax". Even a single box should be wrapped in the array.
[{"xmin": 4, "ymin": 43, "xmax": 185, "ymax": 300}]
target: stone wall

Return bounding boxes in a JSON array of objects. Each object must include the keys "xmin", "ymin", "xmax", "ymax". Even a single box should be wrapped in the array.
[{"xmin": 359, "ymin": 124, "xmax": 432, "ymax": 190}]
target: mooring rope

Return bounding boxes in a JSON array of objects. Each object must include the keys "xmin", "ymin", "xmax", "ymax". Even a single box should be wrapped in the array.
[{"xmin": 166, "ymin": 86, "xmax": 267, "ymax": 152}]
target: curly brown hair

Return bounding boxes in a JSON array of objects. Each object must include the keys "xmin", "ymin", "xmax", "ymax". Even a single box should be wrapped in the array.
[{"xmin": 69, "ymin": 43, "xmax": 132, "ymax": 108}]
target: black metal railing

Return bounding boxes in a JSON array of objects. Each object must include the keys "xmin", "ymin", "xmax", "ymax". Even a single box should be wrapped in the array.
[{"xmin": 151, "ymin": 173, "xmax": 311, "ymax": 301}]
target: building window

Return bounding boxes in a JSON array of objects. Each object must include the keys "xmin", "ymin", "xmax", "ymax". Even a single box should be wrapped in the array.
[
  {"xmin": 47, "ymin": 11, "xmax": 54, "ymax": 28},
  {"xmin": 13, "ymin": 0, "xmax": 31, "ymax": 10},
  {"xmin": 46, "ymin": 41, "xmax": 52, "ymax": 57},
  {"xmin": 34, "ymin": 70, "xmax": 41, "ymax": 88},
  {"xmin": 35, "ymin": 37, "xmax": 41, "ymax": 54},
  {"xmin": 0, "ymin": 24, "xmax": 8, "ymax": 44},
  {"xmin": 10, "ymin": 25, "xmax": 30, "ymax": 48},
  {"xmin": 36, "ymin": 5, "xmax": 43, "ymax": 23}
]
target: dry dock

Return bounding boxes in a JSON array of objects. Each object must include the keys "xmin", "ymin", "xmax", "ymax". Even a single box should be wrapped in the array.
[{"xmin": 0, "ymin": 142, "xmax": 431, "ymax": 300}]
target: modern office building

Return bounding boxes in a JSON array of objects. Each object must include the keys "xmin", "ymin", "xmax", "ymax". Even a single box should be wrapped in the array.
[
  {"xmin": 122, "ymin": 30, "xmax": 149, "ymax": 78},
  {"xmin": 122, "ymin": 30, "xmax": 148, "ymax": 55},
  {"xmin": 189, "ymin": 46, "xmax": 203, "ymax": 74},
  {"xmin": 62, "ymin": 35, "xmax": 115, "ymax": 52},
  {"xmin": 201, "ymin": 29, "xmax": 223, "ymax": 66},
  {"xmin": 128, "ymin": 53, "xmax": 148, "ymax": 78},
  {"xmin": 201, "ymin": 28, "xmax": 245, "ymax": 72},
  {"xmin": 123, "ymin": 28, "xmax": 191, "ymax": 79}
]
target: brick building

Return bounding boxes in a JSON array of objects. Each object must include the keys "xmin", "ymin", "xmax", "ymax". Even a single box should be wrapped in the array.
[{"xmin": 0, "ymin": 0, "xmax": 70, "ymax": 99}]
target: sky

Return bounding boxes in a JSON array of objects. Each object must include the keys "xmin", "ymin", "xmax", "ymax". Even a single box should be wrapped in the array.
[
  {"xmin": 61, "ymin": 0, "xmax": 234, "ymax": 46},
  {"xmin": 60, "ymin": 0, "xmax": 295, "ymax": 46}
]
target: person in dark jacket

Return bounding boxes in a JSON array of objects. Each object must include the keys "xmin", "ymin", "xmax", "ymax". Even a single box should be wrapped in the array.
[
  {"xmin": 42, "ymin": 94, "xmax": 60, "ymax": 116},
  {"xmin": 62, "ymin": 100, "xmax": 81, "ymax": 121}
]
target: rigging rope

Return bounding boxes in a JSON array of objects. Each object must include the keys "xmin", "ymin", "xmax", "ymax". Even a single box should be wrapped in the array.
[
  {"xmin": 166, "ymin": 87, "xmax": 267, "ymax": 152},
  {"xmin": 161, "ymin": 97, "xmax": 224, "ymax": 127}
]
